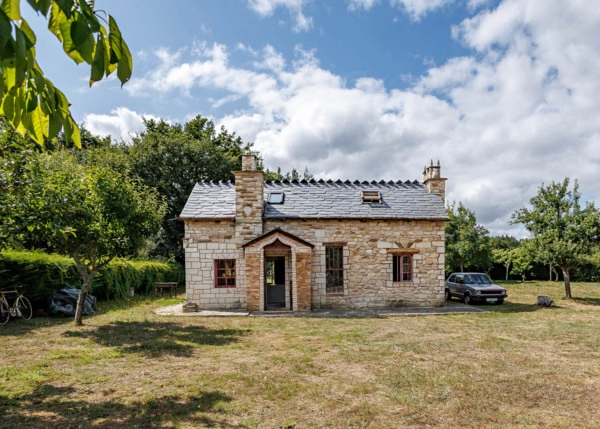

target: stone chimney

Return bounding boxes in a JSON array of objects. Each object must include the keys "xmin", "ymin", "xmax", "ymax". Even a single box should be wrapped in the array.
[
  {"xmin": 423, "ymin": 159, "xmax": 447, "ymax": 203},
  {"xmin": 234, "ymin": 154, "xmax": 264, "ymax": 242}
]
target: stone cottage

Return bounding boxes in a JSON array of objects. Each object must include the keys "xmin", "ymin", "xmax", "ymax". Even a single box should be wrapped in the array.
[{"xmin": 179, "ymin": 155, "xmax": 448, "ymax": 312}]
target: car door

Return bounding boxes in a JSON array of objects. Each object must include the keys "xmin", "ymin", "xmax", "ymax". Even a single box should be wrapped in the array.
[
  {"xmin": 455, "ymin": 274, "xmax": 465, "ymax": 298},
  {"xmin": 447, "ymin": 274, "xmax": 460, "ymax": 297}
]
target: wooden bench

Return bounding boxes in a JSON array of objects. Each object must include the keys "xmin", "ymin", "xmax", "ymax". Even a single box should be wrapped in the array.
[{"xmin": 155, "ymin": 282, "xmax": 178, "ymax": 298}]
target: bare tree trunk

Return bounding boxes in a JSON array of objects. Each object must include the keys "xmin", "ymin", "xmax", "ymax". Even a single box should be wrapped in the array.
[
  {"xmin": 74, "ymin": 275, "xmax": 95, "ymax": 326},
  {"xmin": 505, "ymin": 263, "xmax": 510, "ymax": 280},
  {"xmin": 460, "ymin": 261, "xmax": 464, "ymax": 272},
  {"xmin": 550, "ymin": 264, "xmax": 559, "ymax": 281},
  {"xmin": 561, "ymin": 268, "xmax": 571, "ymax": 298},
  {"xmin": 71, "ymin": 251, "xmax": 97, "ymax": 326}
]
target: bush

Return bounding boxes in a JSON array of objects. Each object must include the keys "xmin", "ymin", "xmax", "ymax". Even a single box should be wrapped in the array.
[{"xmin": 0, "ymin": 250, "xmax": 183, "ymax": 307}]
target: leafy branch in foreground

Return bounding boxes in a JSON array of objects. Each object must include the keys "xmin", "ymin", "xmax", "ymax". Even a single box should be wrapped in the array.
[{"xmin": 0, "ymin": 0, "xmax": 132, "ymax": 147}]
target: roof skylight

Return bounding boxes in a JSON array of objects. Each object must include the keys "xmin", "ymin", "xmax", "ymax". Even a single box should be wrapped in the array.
[
  {"xmin": 268, "ymin": 192, "xmax": 284, "ymax": 204},
  {"xmin": 362, "ymin": 190, "xmax": 382, "ymax": 204}
]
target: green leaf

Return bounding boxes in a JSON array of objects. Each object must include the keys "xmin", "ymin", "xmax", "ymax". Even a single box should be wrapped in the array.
[
  {"xmin": 26, "ymin": 0, "xmax": 52, "ymax": 17},
  {"xmin": 28, "ymin": 103, "xmax": 47, "ymax": 144},
  {"xmin": 0, "ymin": 9, "xmax": 13, "ymax": 48},
  {"xmin": 25, "ymin": 87, "xmax": 37, "ymax": 112},
  {"xmin": 89, "ymin": 32, "xmax": 104, "ymax": 85},
  {"xmin": 101, "ymin": 29, "xmax": 115, "ymax": 75},
  {"xmin": 116, "ymin": 39, "xmax": 132, "ymax": 86},
  {"xmin": 48, "ymin": 110, "xmax": 62, "ymax": 138},
  {"xmin": 77, "ymin": 0, "xmax": 99, "ymax": 32},
  {"xmin": 1, "ymin": 0, "xmax": 20, "ymax": 20},
  {"xmin": 14, "ymin": 27, "xmax": 27, "ymax": 86},
  {"xmin": 108, "ymin": 15, "xmax": 122, "ymax": 63},
  {"xmin": 3, "ymin": 61, "xmax": 16, "ymax": 91},
  {"xmin": 17, "ymin": 18, "xmax": 37, "ymax": 47},
  {"xmin": 2, "ymin": 91, "xmax": 14, "ymax": 119},
  {"xmin": 47, "ymin": 3, "xmax": 63, "ymax": 41},
  {"xmin": 70, "ymin": 16, "xmax": 93, "ymax": 63},
  {"xmin": 54, "ymin": 0, "xmax": 75, "ymax": 18},
  {"xmin": 58, "ymin": 11, "xmax": 85, "ymax": 63}
]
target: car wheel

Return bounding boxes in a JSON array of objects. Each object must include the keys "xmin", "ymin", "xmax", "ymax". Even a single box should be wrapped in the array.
[
  {"xmin": 445, "ymin": 289, "xmax": 452, "ymax": 301},
  {"xmin": 495, "ymin": 299, "xmax": 504, "ymax": 305},
  {"xmin": 464, "ymin": 294, "xmax": 471, "ymax": 305}
]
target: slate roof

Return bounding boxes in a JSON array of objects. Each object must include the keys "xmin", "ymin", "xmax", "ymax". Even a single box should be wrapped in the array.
[{"xmin": 179, "ymin": 179, "xmax": 448, "ymax": 220}]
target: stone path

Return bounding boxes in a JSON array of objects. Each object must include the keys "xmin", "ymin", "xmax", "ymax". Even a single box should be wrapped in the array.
[{"xmin": 155, "ymin": 301, "xmax": 487, "ymax": 317}]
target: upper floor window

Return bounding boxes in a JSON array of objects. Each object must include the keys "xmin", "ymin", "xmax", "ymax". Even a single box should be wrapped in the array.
[{"xmin": 393, "ymin": 255, "xmax": 412, "ymax": 282}]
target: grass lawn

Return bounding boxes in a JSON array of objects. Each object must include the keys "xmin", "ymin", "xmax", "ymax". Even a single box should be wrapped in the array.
[{"xmin": 1, "ymin": 281, "xmax": 600, "ymax": 428}]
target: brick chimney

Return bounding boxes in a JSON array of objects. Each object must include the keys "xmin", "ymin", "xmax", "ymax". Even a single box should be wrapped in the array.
[
  {"xmin": 234, "ymin": 154, "xmax": 264, "ymax": 242},
  {"xmin": 423, "ymin": 159, "xmax": 447, "ymax": 203}
]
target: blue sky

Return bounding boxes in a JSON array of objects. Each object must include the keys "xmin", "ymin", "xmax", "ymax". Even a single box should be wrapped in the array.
[{"xmin": 24, "ymin": 0, "xmax": 600, "ymax": 237}]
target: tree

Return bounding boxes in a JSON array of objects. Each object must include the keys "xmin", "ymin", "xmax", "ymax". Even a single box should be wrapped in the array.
[
  {"xmin": 509, "ymin": 241, "xmax": 535, "ymax": 281},
  {"xmin": 1, "ymin": 151, "xmax": 165, "ymax": 324},
  {"xmin": 264, "ymin": 166, "xmax": 313, "ymax": 182},
  {"xmin": 0, "ymin": 0, "xmax": 132, "ymax": 147},
  {"xmin": 490, "ymin": 235, "xmax": 520, "ymax": 280},
  {"xmin": 445, "ymin": 201, "xmax": 492, "ymax": 273},
  {"xmin": 126, "ymin": 116, "xmax": 251, "ymax": 262},
  {"xmin": 512, "ymin": 178, "xmax": 600, "ymax": 298}
]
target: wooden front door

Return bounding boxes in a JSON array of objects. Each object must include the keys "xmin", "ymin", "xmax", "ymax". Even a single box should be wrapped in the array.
[{"xmin": 265, "ymin": 256, "xmax": 286, "ymax": 309}]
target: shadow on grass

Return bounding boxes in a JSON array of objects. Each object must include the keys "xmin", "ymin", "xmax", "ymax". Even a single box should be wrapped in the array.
[
  {"xmin": 0, "ymin": 383, "xmax": 244, "ymax": 429},
  {"xmin": 471, "ymin": 301, "xmax": 564, "ymax": 314},
  {"xmin": 0, "ymin": 315, "xmax": 75, "ymax": 337},
  {"xmin": 64, "ymin": 321, "xmax": 248, "ymax": 357},
  {"xmin": 571, "ymin": 296, "xmax": 600, "ymax": 306}
]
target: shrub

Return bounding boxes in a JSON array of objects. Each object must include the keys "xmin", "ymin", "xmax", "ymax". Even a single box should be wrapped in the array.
[{"xmin": 0, "ymin": 250, "xmax": 183, "ymax": 307}]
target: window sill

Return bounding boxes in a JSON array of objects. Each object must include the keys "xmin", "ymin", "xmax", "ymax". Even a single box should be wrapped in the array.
[{"xmin": 326, "ymin": 292, "xmax": 344, "ymax": 296}]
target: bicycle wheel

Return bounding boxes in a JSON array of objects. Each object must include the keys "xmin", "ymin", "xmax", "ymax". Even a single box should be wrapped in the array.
[
  {"xmin": 0, "ymin": 300, "xmax": 9, "ymax": 324},
  {"xmin": 17, "ymin": 296, "xmax": 33, "ymax": 320}
]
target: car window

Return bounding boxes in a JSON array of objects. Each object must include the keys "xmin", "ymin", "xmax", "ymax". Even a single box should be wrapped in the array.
[{"xmin": 449, "ymin": 274, "xmax": 456, "ymax": 282}]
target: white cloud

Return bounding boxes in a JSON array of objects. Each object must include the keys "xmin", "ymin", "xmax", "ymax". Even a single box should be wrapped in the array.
[
  {"xmin": 119, "ymin": 0, "xmax": 600, "ymax": 236},
  {"xmin": 83, "ymin": 108, "xmax": 161, "ymax": 143},
  {"xmin": 347, "ymin": 0, "xmax": 381, "ymax": 11},
  {"xmin": 247, "ymin": 0, "xmax": 313, "ymax": 32},
  {"xmin": 389, "ymin": 0, "xmax": 455, "ymax": 20}
]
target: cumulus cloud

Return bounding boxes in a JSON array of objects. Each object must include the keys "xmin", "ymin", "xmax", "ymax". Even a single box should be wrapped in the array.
[
  {"xmin": 349, "ymin": 0, "xmax": 455, "ymax": 20},
  {"xmin": 83, "ymin": 108, "xmax": 161, "ymax": 143},
  {"xmin": 247, "ymin": 0, "xmax": 313, "ymax": 32},
  {"xmin": 119, "ymin": 0, "xmax": 600, "ymax": 236}
]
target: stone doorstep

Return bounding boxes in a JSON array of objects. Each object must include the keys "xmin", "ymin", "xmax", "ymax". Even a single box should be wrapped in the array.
[{"xmin": 154, "ymin": 302, "xmax": 486, "ymax": 317}]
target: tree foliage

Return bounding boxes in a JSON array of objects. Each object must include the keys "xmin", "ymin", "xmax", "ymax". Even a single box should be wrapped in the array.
[
  {"xmin": 1, "ymin": 150, "xmax": 165, "ymax": 324},
  {"xmin": 264, "ymin": 166, "xmax": 313, "ymax": 182},
  {"xmin": 445, "ymin": 201, "xmax": 492, "ymax": 273},
  {"xmin": 490, "ymin": 235, "xmax": 520, "ymax": 280},
  {"xmin": 0, "ymin": 0, "xmax": 132, "ymax": 147},
  {"xmin": 126, "ymin": 116, "xmax": 252, "ymax": 262},
  {"xmin": 512, "ymin": 178, "xmax": 600, "ymax": 298}
]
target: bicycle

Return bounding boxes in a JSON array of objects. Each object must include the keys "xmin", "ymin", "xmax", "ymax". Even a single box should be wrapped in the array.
[{"xmin": 0, "ymin": 286, "xmax": 33, "ymax": 324}]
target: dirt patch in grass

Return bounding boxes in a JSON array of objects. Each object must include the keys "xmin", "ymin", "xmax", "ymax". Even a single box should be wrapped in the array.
[{"xmin": 1, "ymin": 283, "xmax": 600, "ymax": 428}]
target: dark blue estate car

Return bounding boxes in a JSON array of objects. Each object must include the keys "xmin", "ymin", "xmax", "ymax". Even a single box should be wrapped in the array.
[{"xmin": 445, "ymin": 273, "xmax": 507, "ymax": 305}]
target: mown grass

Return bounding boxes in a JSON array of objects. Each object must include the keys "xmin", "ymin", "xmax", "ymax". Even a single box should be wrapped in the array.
[{"xmin": 1, "ymin": 282, "xmax": 600, "ymax": 428}]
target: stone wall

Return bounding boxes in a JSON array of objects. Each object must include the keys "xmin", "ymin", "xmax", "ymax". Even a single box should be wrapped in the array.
[
  {"xmin": 183, "ymin": 220, "xmax": 246, "ymax": 309},
  {"xmin": 265, "ymin": 219, "xmax": 446, "ymax": 308},
  {"xmin": 184, "ymin": 218, "xmax": 446, "ymax": 310}
]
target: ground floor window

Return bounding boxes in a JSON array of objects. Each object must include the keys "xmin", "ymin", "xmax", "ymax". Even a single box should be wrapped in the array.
[
  {"xmin": 215, "ymin": 259, "xmax": 236, "ymax": 287},
  {"xmin": 393, "ymin": 255, "xmax": 412, "ymax": 282},
  {"xmin": 326, "ymin": 246, "xmax": 344, "ymax": 293}
]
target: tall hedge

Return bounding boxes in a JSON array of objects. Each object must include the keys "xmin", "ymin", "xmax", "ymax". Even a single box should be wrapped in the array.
[{"xmin": 0, "ymin": 250, "xmax": 184, "ymax": 306}]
